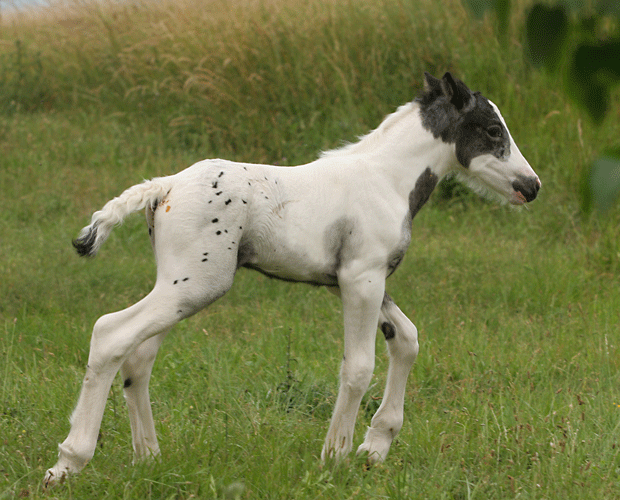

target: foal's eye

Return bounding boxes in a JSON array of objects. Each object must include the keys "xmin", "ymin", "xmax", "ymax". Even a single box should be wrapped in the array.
[{"xmin": 487, "ymin": 125, "xmax": 502, "ymax": 138}]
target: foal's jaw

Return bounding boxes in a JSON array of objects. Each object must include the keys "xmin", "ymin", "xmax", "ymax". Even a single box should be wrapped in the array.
[{"xmin": 464, "ymin": 150, "xmax": 540, "ymax": 206}]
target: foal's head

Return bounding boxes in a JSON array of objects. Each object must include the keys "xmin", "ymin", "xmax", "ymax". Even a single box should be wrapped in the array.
[{"xmin": 417, "ymin": 72, "xmax": 540, "ymax": 205}]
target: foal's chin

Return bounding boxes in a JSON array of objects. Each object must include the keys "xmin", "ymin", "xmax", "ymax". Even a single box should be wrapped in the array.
[{"xmin": 509, "ymin": 191, "xmax": 528, "ymax": 205}]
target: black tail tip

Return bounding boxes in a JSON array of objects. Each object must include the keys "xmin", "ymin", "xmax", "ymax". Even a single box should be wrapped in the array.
[{"xmin": 72, "ymin": 226, "xmax": 97, "ymax": 257}]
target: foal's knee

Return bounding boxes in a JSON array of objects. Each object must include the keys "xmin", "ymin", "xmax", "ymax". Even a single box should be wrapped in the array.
[{"xmin": 341, "ymin": 358, "xmax": 375, "ymax": 396}]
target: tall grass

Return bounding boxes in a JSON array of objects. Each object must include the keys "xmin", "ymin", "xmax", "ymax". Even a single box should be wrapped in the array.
[
  {"xmin": 1, "ymin": 0, "xmax": 620, "ymax": 498},
  {"xmin": 2, "ymin": 0, "xmax": 534, "ymax": 155}
]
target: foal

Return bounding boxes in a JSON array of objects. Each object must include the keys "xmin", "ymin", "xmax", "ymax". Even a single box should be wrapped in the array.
[{"xmin": 44, "ymin": 72, "xmax": 540, "ymax": 486}]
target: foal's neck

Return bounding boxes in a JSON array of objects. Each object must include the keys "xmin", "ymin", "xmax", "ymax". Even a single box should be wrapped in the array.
[{"xmin": 366, "ymin": 105, "xmax": 455, "ymax": 191}]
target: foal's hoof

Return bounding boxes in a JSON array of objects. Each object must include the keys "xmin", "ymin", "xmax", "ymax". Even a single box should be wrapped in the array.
[
  {"xmin": 43, "ymin": 465, "xmax": 71, "ymax": 489},
  {"xmin": 43, "ymin": 469, "xmax": 63, "ymax": 489}
]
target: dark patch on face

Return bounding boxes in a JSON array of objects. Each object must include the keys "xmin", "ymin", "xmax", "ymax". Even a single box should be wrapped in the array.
[
  {"xmin": 416, "ymin": 72, "xmax": 510, "ymax": 168},
  {"xmin": 324, "ymin": 217, "xmax": 356, "ymax": 275},
  {"xmin": 381, "ymin": 322, "xmax": 396, "ymax": 341},
  {"xmin": 409, "ymin": 167, "xmax": 438, "ymax": 220},
  {"xmin": 123, "ymin": 378, "xmax": 132, "ymax": 389},
  {"xmin": 454, "ymin": 94, "xmax": 510, "ymax": 168}
]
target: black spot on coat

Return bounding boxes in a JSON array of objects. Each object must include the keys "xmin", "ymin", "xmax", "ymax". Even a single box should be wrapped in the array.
[{"xmin": 381, "ymin": 322, "xmax": 396, "ymax": 341}]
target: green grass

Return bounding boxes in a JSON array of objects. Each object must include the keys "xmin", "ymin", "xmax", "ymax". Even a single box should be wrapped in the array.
[{"xmin": 2, "ymin": 0, "xmax": 620, "ymax": 498}]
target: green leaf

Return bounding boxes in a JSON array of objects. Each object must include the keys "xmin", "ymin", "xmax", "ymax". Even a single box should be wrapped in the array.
[
  {"xmin": 525, "ymin": 4, "xmax": 569, "ymax": 70},
  {"xmin": 597, "ymin": 0, "xmax": 620, "ymax": 18},
  {"xmin": 568, "ymin": 40, "xmax": 620, "ymax": 123},
  {"xmin": 587, "ymin": 156, "xmax": 620, "ymax": 212}
]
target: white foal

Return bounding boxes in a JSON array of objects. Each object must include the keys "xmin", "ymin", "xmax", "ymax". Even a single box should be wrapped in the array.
[{"xmin": 44, "ymin": 72, "xmax": 540, "ymax": 486}]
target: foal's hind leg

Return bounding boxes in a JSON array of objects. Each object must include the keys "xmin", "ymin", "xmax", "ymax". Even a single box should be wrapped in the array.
[
  {"xmin": 120, "ymin": 331, "xmax": 168, "ymax": 462},
  {"xmin": 43, "ymin": 287, "xmax": 184, "ymax": 486},
  {"xmin": 357, "ymin": 294, "xmax": 418, "ymax": 463}
]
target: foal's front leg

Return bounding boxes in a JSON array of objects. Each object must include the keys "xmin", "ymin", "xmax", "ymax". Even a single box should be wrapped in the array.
[
  {"xmin": 357, "ymin": 294, "xmax": 419, "ymax": 462},
  {"xmin": 321, "ymin": 269, "xmax": 385, "ymax": 461}
]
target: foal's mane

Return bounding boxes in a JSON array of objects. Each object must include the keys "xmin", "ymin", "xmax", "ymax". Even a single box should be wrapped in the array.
[{"xmin": 320, "ymin": 102, "xmax": 419, "ymax": 158}]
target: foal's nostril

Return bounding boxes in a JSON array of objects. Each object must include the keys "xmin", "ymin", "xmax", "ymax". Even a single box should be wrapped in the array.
[{"xmin": 512, "ymin": 176, "xmax": 540, "ymax": 203}]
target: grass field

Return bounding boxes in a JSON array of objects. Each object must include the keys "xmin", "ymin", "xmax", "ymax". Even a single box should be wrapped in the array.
[{"xmin": 1, "ymin": 0, "xmax": 620, "ymax": 498}]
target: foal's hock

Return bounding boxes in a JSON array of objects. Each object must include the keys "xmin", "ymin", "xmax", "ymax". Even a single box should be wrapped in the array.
[{"xmin": 44, "ymin": 72, "xmax": 540, "ymax": 487}]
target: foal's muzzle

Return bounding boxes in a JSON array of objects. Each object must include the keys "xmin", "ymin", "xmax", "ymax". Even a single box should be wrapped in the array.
[{"xmin": 512, "ymin": 176, "xmax": 541, "ymax": 204}]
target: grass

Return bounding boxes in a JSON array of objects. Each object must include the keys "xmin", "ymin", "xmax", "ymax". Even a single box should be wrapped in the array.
[{"xmin": 1, "ymin": 0, "xmax": 620, "ymax": 498}]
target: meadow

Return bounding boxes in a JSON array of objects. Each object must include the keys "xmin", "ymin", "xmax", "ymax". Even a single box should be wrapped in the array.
[{"xmin": 1, "ymin": 0, "xmax": 620, "ymax": 498}]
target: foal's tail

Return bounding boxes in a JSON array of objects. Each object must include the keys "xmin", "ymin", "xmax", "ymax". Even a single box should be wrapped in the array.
[{"xmin": 73, "ymin": 177, "xmax": 174, "ymax": 257}]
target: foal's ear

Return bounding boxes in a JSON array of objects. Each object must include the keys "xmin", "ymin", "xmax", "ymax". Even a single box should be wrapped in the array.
[
  {"xmin": 442, "ymin": 72, "xmax": 474, "ymax": 112},
  {"xmin": 423, "ymin": 72, "xmax": 444, "ymax": 95}
]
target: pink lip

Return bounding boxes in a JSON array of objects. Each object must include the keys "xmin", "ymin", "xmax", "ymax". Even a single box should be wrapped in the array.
[{"xmin": 510, "ymin": 191, "xmax": 528, "ymax": 205}]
